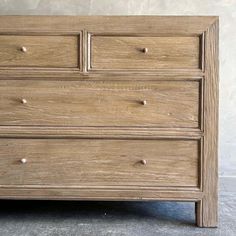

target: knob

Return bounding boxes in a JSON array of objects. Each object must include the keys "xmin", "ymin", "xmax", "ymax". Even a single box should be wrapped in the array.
[
  {"xmin": 142, "ymin": 100, "xmax": 147, "ymax": 105},
  {"xmin": 21, "ymin": 98, "xmax": 27, "ymax": 104},
  {"xmin": 20, "ymin": 158, "xmax": 27, "ymax": 164},
  {"xmin": 21, "ymin": 46, "xmax": 27, "ymax": 52},
  {"xmin": 140, "ymin": 159, "xmax": 147, "ymax": 165},
  {"xmin": 142, "ymin": 48, "xmax": 148, "ymax": 53}
]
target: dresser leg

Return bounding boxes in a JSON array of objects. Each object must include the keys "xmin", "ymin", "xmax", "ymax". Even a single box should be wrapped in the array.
[{"xmin": 195, "ymin": 198, "xmax": 218, "ymax": 227}]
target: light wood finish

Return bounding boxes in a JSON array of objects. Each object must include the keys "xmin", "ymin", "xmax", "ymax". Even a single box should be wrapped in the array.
[
  {"xmin": 0, "ymin": 16, "xmax": 219, "ymax": 228},
  {"xmin": 0, "ymin": 16, "xmax": 217, "ymax": 34},
  {"xmin": 0, "ymin": 35, "xmax": 79, "ymax": 68},
  {"xmin": 196, "ymin": 18, "xmax": 219, "ymax": 228},
  {"xmin": 0, "ymin": 126, "xmax": 203, "ymax": 139},
  {"xmin": 0, "ymin": 80, "xmax": 200, "ymax": 128},
  {"xmin": 0, "ymin": 16, "xmax": 215, "ymax": 77},
  {"xmin": 0, "ymin": 187, "xmax": 204, "ymax": 201},
  {"xmin": 90, "ymin": 36, "xmax": 201, "ymax": 70},
  {"xmin": 0, "ymin": 138, "xmax": 199, "ymax": 188}
]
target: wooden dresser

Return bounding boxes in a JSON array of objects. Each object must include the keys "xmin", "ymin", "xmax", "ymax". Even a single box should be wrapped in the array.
[{"xmin": 0, "ymin": 16, "xmax": 219, "ymax": 227}]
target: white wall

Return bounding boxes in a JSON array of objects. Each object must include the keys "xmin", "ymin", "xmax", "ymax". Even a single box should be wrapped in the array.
[{"xmin": 0, "ymin": 0, "xmax": 235, "ymax": 177}]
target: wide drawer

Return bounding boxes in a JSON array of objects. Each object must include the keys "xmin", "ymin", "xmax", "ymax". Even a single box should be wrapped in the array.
[
  {"xmin": 0, "ymin": 35, "xmax": 79, "ymax": 68},
  {"xmin": 0, "ymin": 80, "xmax": 200, "ymax": 128},
  {"xmin": 89, "ymin": 35, "xmax": 201, "ymax": 70},
  {"xmin": 0, "ymin": 138, "xmax": 199, "ymax": 188}
]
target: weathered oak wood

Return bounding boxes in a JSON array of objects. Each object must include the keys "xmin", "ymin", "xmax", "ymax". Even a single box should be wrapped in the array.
[
  {"xmin": 0, "ymin": 80, "xmax": 200, "ymax": 128},
  {"xmin": 0, "ymin": 126, "xmax": 203, "ymax": 139},
  {"xmin": 0, "ymin": 16, "xmax": 216, "ymax": 77},
  {"xmin": 196, "ymin": 18, "xmax": 219, "ymax": 228},
  {"xmin": 0, "ymin": 16, "xmax": 217, "ymax": 34},
  {"xmin": 0, "ymin": 16, "xmax": 218, "ymax": 227},
  {"xmin": 0, "ymin": 187, "xmax": 203, "ymax": 201},
  {"xmin": 0, "ymin": 138, "xmax": 199, "ymax": 188},
  {"xmin": 90, "ymin": 36, "xmax": 201, "ymax": 70},
  {"xmin": 0, "ymin": 35, "xmax": 79, "ymax": 68}
]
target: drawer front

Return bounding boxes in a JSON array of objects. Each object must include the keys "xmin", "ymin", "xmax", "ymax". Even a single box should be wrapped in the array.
[
  {"xmin": 0, "ymin": 80, "xmax": 200, "ymax": 128},
  {"xmin": 90, "ymin": 36, "xmax": 201, "ymax": 70},
  {"xmin": 0, "ymin": 35, "xmax": 79, "ymax": 68},
  {"xmin": 0, "ymin": 138, "xmax": 199, "ymax": 188}
]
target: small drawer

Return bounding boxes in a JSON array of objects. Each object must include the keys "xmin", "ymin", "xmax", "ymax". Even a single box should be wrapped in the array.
[
  {"xmin": 0, "ymin": 35, "xmax": 79, "ymax": 68},
  {"xmin": 89, "ymin": 35, "xmax": 202, "ymax": 70},
  {"xmin": 0, "ymin": 80, "xmax": 201, "ymax": 129},
  {"xmin": 0, "ymin": 138, "xmax": 200, "ymax": 188}
]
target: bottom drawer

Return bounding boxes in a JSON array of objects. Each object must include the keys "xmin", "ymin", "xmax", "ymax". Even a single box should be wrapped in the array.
[{"xmin": 0, "ymin": 138, "xmax": 199, "ymax": 188}]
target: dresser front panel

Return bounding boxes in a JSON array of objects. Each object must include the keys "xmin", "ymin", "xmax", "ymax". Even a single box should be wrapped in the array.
[
  {"xmin": 0, "ymin": 16, "xmax": 219, "ymax": 227},
  {"xmin": 0, "ymin": 80, "xmax": 200, "ymax": 128},
  {"xmin": 0, "ymin": 138, "xmax": 199, "ymax": 188},
  {"xmin": 89, "ymin": 35, "xmax": 201, "ymax": 71},
  {"xmin": 0, "ymin": 35, "xmax": 79, "ymax": 68}
]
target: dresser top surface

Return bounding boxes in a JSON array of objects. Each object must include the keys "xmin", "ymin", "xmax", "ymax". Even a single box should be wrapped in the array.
[{"xmin": 0, "ymin": 15, "xmax": 218, "ymax": 34}]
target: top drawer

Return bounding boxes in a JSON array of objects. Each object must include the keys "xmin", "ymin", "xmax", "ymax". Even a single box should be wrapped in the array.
[
  {"xmin": 89, "ymin": 35, "xmax": 202, "ymax": 71},
  {"xmin": 0, "ymin": 35, "xmax": 79, "ymax": 68}
]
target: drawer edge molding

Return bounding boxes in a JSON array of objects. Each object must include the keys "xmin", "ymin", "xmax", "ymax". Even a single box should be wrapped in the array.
[
  {"xmin": 0, "ymin": 188, "xmax": 204, "ymax": 201},
  {"xmin": 0, "ymin": 138, "xmax": 201, "ymax": 189},
  {"xmin": 0, "ymin": 33, "xmax": 82, "ymax": 71},
  {"xmin": 0, "ymin": 126, "xmax": 203, "ymax": 139},
  {"xmin": 87, "ymin": 32, "xmax": 205, "ymax": 72}
]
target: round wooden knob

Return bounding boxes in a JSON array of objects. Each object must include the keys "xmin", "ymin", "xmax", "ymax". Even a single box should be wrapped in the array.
[
  {"xmin": 143, "ymin": 48, "xmax": 148, "ymax": 53},
  {"xmin": 140, "ymin": 159, "xmax": 147, "ymax": 165},
  {"xmin": 21, "ymin": 46, "xmax": 27, "ymax": 52},
  {"xmin": 142, "ymin": 100, "xmax": 147, "ymax": 105},
  {"xmin": 21, "ymin": 98, "xmax": 27, "ymax": 104},
  {"xmin": 20, "ymin": 158, "xmax": 27, "ymax": 164}
]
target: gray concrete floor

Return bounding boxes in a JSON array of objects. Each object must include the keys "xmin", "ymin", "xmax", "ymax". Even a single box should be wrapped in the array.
[{"xmin": 0, "ymin": 178, "xmax": 235, "ymax": 236}]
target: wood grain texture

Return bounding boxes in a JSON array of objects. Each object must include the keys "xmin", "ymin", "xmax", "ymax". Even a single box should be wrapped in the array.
[
  {"xmin": 90, "ymin": 36, "xmax": 200, "ymax": 70},
  {"xmin": 0, "ymin": 80, "xmax": 200, "ymax": 128},
  {"xmin": 196, "ymin": 18, "xmax": 219, "ymax": 228},
  {"xmin": 0, "ymin": 73, "xmax": 204, "ymax": 81},
  {"xmin": 0, "ymin": 187, "xmax": 203, "ymax": 201},
  {"xmin": 0, "ymin": 16, "xmax": 218, "ymax": 227},
  {"xmin": 0, "ymin": 35, "xmax": 79, "ymax": 68},
  {"xmin": 0, "ymin": 16, "xmax": 217, "ymax": 34},
  {"xmin": 0, "ymin": 138, "xmax": 199, "ymax": 188},
  {"xmin": 0, "ymin": 126, "xmax": 203, "ymax": 139},
  {"xmin": 0, "ymin": 16, "xmax": 214, "ymax": 77}
]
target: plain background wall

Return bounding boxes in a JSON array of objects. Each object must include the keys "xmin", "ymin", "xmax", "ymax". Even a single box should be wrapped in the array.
[{"xmin": 0, "ymin": 0, "xmax": 235, "ymax": 177}]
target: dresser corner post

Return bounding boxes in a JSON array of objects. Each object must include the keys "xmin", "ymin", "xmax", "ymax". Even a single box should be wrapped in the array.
[
  {"xmin": 195, "ymin": 201, "xmax": 203, "ymax": 227},
  {"xmin": 197, "ymin": 17, "xmax": 219, "ymax": 228},
  {"xmin": 195, "ymin": 196, "xmax": 218, "ymax": 227}
]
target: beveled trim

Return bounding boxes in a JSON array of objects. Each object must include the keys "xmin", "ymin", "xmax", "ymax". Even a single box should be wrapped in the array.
[
  {"xmin": 0, "ymin": 187, "xmax": 204, "ymax": 201},
  {"xmin": 87, "ymin": 32, "xmax": 205, "ymax": 73}
]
